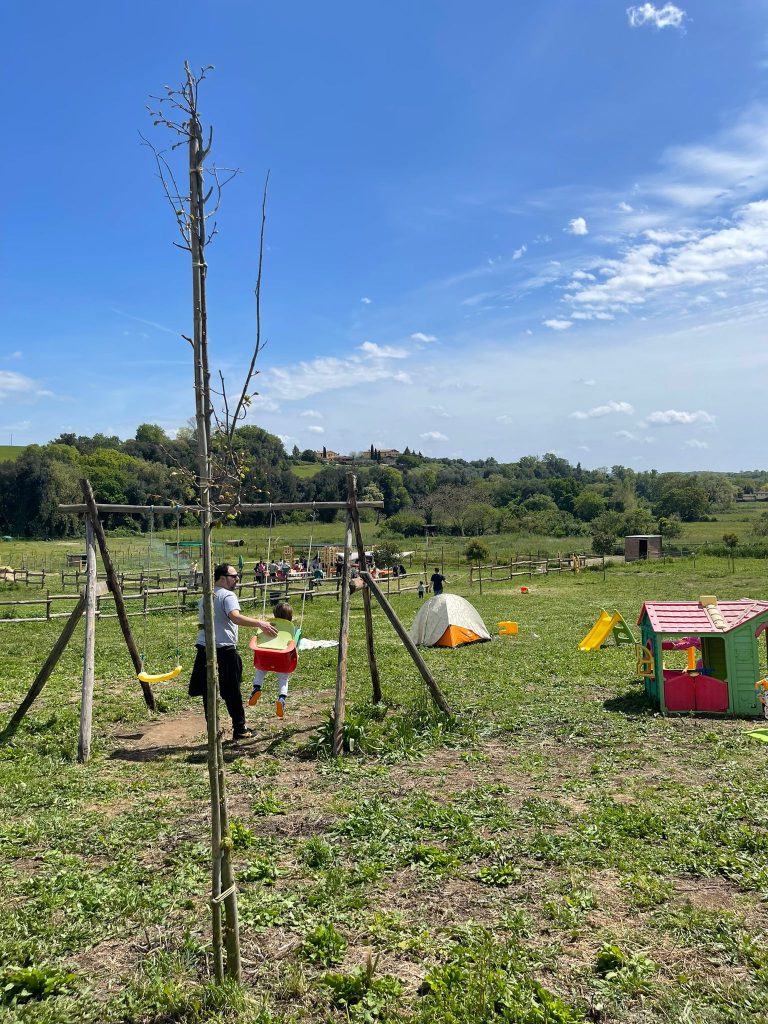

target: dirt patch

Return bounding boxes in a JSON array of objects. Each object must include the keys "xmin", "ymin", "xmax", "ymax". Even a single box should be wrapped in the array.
[{"xmin": 110, "ymin": 710, "xmax": 207, "ymax": 761}]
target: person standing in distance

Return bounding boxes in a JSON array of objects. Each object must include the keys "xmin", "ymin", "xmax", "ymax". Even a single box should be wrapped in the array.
[
  {"xmin": 189, "ymin": 563, "xmax": 277, "ymax": 740},
  {"xmin": 430, "ymin": 567, "xmax": 446, "ymax": 595}
]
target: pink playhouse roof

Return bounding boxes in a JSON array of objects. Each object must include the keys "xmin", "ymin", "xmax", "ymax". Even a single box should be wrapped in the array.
[{"xmin": 639, "ymin": 598, "xmax": 768, "ymax": 635}]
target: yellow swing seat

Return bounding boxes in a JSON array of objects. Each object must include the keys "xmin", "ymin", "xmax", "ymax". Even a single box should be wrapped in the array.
[{"xmin": 138, "ymin": 664, "xmax": 183, "ymax": 684}]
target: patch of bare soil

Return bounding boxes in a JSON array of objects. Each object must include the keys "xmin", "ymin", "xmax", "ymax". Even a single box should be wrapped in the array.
[{"xmin": 111, "ymin": 710, "xmax": 207, "ymax": 761}]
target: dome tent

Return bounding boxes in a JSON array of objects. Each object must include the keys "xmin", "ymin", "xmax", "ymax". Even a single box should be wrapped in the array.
[{"xmin": 408, "ymin": 593, "xmax": 491, "ymax": 648}]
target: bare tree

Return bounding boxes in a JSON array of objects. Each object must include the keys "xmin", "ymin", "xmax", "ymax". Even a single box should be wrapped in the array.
[{"xmin": 144, "ymin": 62, "xmax": 268, "ymax": 982}]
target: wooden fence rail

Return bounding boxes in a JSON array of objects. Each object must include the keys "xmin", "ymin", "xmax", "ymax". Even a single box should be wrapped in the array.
[{"xmin": 0, "ymin": 569, "xmax": 430, "ymax": 624}]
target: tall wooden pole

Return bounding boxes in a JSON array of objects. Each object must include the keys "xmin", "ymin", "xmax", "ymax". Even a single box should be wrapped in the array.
[
  {"xmin": 188, "ymin": 85, "xmax": 239, "ymax": 982},
  {"xmin": 333, "ymin": 510, "xmax": 354, "ymax": 755},
  {"xmin": 361, "ymin": 571, "xmax": 452, "ymax": 715},
  {"xmin": 77, "ymin": 516, "xmax": 98, "ymax": 764},
  {"xmin": 80, "ymin": 479, "xmax": 155, "ymax": 711},
  {"xmin": 346, "ymin": 473, "xmax": 381, "ymax": 703}
]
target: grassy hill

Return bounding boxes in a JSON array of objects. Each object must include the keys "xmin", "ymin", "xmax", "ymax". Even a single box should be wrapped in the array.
[
  {"xmin": 290, "ymin": 461, "xmax": 326, "ymax": 478},
  {"xmin": 0, "ymin": 445, "xmax": 28, "ymax": 463}
]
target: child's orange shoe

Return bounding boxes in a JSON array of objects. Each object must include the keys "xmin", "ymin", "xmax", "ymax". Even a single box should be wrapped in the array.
[
  {"xmin": 275, "ymin": 696, "xmax": 286, "ymax": 718},
  {"xmin": 248, "ymin": 689, "xmax": 262, "ymax": 707}
]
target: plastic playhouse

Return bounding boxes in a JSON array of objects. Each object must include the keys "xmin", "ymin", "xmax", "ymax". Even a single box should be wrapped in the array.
[{"xmin": 636, "ymin": 596, "xmax": 768, "ymax": 716}]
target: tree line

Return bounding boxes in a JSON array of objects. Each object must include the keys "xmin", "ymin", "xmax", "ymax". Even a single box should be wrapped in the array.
[{"xmin": 0, "ymin": 425, "xmax": 756, "ymax": 546}]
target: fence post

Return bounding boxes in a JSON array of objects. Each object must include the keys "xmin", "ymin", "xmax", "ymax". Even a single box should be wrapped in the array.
[{"xmin": 46, "ymin": 590, "xmax": 51, "ymax": 621}]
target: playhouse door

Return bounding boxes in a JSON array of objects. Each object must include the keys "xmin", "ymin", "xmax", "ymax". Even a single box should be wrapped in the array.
[
  {"xmin": 663, "ymin": 672, "xmax": 696, "ymax": 711},
  {"xmin": 639, "ymin": 538, "xmax": 648, "ymax": 560}
]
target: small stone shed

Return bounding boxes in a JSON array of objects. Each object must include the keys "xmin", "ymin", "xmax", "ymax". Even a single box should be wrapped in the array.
[
  {"xmin": 624, "ymin": 534, "xmax": 662, "ymax": 562},
  {"xmin": 637, "ymin": 597, "xmax": 768, "ymax": 716}
]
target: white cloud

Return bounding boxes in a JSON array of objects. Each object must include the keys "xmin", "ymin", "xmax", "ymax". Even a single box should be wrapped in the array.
[
  {"xmin": 300, "ymin": 409, "xmax": 323, "ymax": 419},
  {"xmin": 571, "ymin": 400, "xmax": 634, "ymax": 420},
  {"xmin": 543, "ymin": 318, "xmax": 573, "ymax": 331},
  {"xmin": 250, "ymin": 394, "xmax": 281, "ymax": 413},
  {"xmin": 360, "ymin": 297, "xmax": 372, "ymax": 304},
  {"xmin": 3, "ymin": 351, "xmax": 22, "ymax": 361},
  {"xmin": 260, "ymin": 353, "xmax": 412, "ymax": 402},
  {"xmin": 359, "ymin": 341, "xmax": 408, "ymax": 358},
  {"xmin": 683, "ymin": 438, "xmax": 708, "ymax": 449},
  {"xmin": 571, "ymin": 270, "xmax": 596, "ymax": 281},
  {"xmin": 643, "ymin": 228, "xmax": 697, "ymax": 244},
  {"xmin": 0, "ymin": 370, "xmax": 53, "ymax": 401},
  {"xmin": 627, "ymin": 4, "xmax": 686, "ymax": 30},
  {"xmin": 571, "ymin": 310, "xmax": 614, "ymax": 321},
  {"xmin": 569, "ymin": 200, "xmax": 768, "ymax": 312},
  {"xmin": 420, "ymin": 431, "xmax": 448, "ymax": 441},
  {"xmin": 277, "ymin": 434, "xmax": 299, "ymax": 450},
  {"xmin": 577, "ymin": 377, "xmax": 596, "ymax": 386},
  {"xmin": 410, "ymin": 332, "xmax": 437, "ymax": 343},
  {"xmin": 496, "ymin": 414, "xmax": 514, "ymax": 424},
  {"xmin": 306, "ymin": 425, "xmax": 324, "ymax": 434},
  {"xmin": 567, "ymin": 217, "xmax": 589, "ymax": 236},
  {"xmin": 616, "ymin": 429, "xmax": 656, "ymax": 443},
  {"xmin": 512, "ymin": 245, "xmax": 527, "ymax": 260},
  {"xmin": 647, "ymin": 409, "xmax": 716, "ymax": 425},
  {"xmin": 617, "ymin": 202, "xmax": 634, "ymax": 213}
]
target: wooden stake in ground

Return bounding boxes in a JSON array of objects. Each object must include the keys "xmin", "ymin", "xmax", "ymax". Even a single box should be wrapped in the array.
[
  {"xmin": 80, "ymin": 478, "xmax": 156, "ymax": 711},
  {"xmin": 346, "ymin": 473, "xmax": 381, "ymax": 703},
  {"xmin": 333, "ymin": 509, "xmax": 354, "ymax": 755},
  {"xmin": 1, "ymin": 597, "xmax": 86, "ymax": 742},
  {"xmin": 77, "ymin": 516, "xmax": 98, "ymax": 764},
  {"xmin": 360, "ymin": 571, "xmax": 452, "ymax": 716}
]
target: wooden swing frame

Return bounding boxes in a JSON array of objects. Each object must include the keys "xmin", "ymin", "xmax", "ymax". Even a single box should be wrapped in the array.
[{"xmin": 1, "ymin": 473, "xmax": 449, "ymax": 761}]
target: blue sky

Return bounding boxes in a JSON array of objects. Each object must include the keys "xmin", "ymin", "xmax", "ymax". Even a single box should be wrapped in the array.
[{"xmin": 3, "ymin": 0, "xmax": 768, "ymax": 469}]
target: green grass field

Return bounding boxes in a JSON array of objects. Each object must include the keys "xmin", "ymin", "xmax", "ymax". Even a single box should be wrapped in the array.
[
  {"xmin": 290, "ymin": 462, "xmax": 326, "ymax": 479},
  {"xmin": 0, "ymin": 446, "xmax": 28, "ymax": 463},
  {"xmin": 1, "ymin": 557, "xmax": 768, "ymax": 1021}
]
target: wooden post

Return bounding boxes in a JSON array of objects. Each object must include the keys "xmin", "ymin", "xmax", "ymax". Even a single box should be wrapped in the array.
[
  {"xmin": 478, "ymin": 562, "xmax": 483, "ymax": 595},
  {"xmin": 361, "ymin": 571, "xmax": 452, "ymax": 715},
  {"xmin": 347, "ymin": 474, "xmax": 381, "ymax": 703},
  {"xmin": 0, "ymin": 595, "xmax": 90, "ymax": 741},
  {"xmin": 78, "ymin": 517, "xmax": 98, "ymax": 764},
  {"xmin": 46, "ymin": 590, "xmax": 51, "ymax": 621},
  {"xmin": 333, "ymin": 510, "xmax": 354, "ymax": 755},
  {"xmin": 80, "ymin": 481, "xmax": 156, "ymax": 711}
]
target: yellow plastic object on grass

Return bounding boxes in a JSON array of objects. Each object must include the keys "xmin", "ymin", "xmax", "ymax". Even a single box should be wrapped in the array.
[
  {"xmin": 579, "ymin": 610, "xmax": 616, "ymax": 651},
  {"xmin": 498, "ymin": 621, "xmax": 518, "ymax": 636},
  {"xmin": 138, "ymin": 664, "xmax": 183, "ymax": 684}
]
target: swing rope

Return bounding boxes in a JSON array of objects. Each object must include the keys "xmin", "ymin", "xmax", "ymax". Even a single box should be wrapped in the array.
[
  {"xmin": 299, "ymin": 503, "xmax": 316, "ymax": 632},
  {"xmin": 137, "ymin": 504, "xmax": 183, "ymax": 684},
  {"xmin": 139, "ymin": 505, "xmax": 153, "ymax": 666},
  {"xmin": 262, "ymin": 510, "xmax": 275, "ymax": 617}
]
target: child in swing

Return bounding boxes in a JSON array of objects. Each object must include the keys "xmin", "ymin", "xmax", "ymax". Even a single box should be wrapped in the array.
[{"xmin": 248, "ymin": 600, "xmax": 297, "ymax": 718}]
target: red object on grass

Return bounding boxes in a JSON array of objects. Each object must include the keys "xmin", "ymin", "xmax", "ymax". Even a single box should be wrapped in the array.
[
  {"xmin": 663, "ymin": 671, "xmax": 729, "ymax": 713},
  {"xmin": 252, "ymin": 642, "xmax": 297, "ymax": 674},
  {"xmin": 520, "ymin": 587, "xmax": 529, "ymax": 593}
]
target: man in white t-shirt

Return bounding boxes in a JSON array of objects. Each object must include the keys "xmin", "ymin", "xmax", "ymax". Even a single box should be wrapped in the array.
[{"xmin": 188, "ymin": 563, "xmax": 277, "ymax": 740}]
